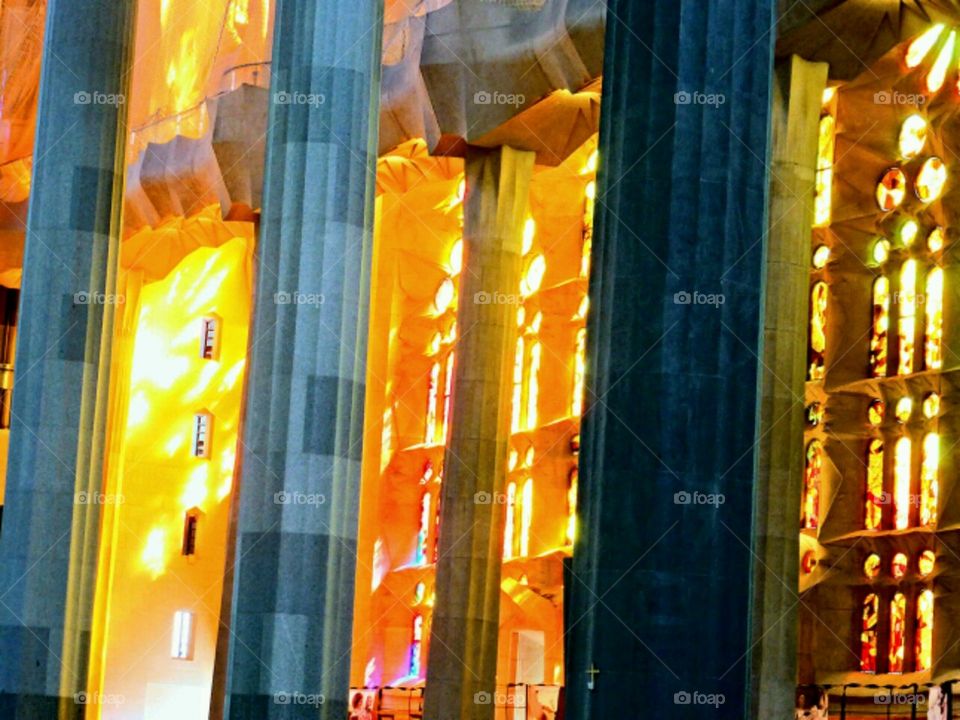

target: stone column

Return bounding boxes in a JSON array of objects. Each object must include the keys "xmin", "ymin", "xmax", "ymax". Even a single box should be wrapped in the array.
[
  {"xmin": 220, "ymin": 0, "xmax": 383, "ymax": 718},
  {"xmin": 423, "ymin": 145, "xmax": 534, "ymax": 720},
  {"xmin": 564, "ymin": 1, "xmax": 777, "ymax": 718},
  {"xmin": 748, "ymin": 55, "xmax": 827, "ymax": 719},
  {"xmin": 0, "ymin": 1, "xmax": 137, "ymax": 717}
]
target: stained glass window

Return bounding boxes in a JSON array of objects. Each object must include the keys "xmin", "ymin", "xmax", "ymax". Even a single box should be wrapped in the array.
[
  {"xmin": 928, "ymin": 227, "xmax": 945, "ymax": 252},
  {"xmin": 864, "ymin": 553, "xmax": 881, "ymax": 579},
  {"xmin": 889, "ymin": 592, "xmax": 907, "ymax": 673},
  {"xmin": 901, "ymin": 219, "xmax": 919, "ymax": 246},
  {"xmin": 892, "ymin": 552, "xmax": 908, "ymax": 579},
  {"xmin": 876, "ymin": 168, "xmax": 907, "ymax": 211},
  {"xmin": 815, "ymin": 115, "xmax": 835, "ymax": 227},
  {"xmin": 803, "ymin": 441, "xmax": 822, "ymax": 529},
  {"xmin": 907, "ymin": 24, "xmax": 946, "ymax": 68},
  {"xmin": 572, "ymin": 328, "xmax": 587, "ymax": 418},
  {"xmin": 921, "ymin": 433, "xmax": 939, "ymax": 526},
  {"xmin": 526, "ymin": 342, "xmax": 541, "ymax": 430},
  {"xmin": 899, "ymin": 115, "xmax": 928, "ymax": 158},
  {"xmin": 869, "ymin": 399, "xmax": 885, "ymax": 425},
  {"xmin": 916, "ymin": 589, "xmax": 934, "ymax": 671},
  {"xmin": 442, "ymin": 352, "xmax": 455, "ymax": 442},
  {"xmin": 809, "ymin": 282, "xmax": 828, "ymax": 380},
  {"xmin": 925, "ymin": 267, "xmax": 943, "ymax": 370},
  {"xmin": 567, "ymin": 468, "xmax": 578, "ymax": 546},
  {"xmin": 919, "ymin": 550, "xmax": 935, "ymax": 576},
  {"xmin": 870, "ymin": 277, "xmax": 889, "ymax": 377},
  {"xmin": 873, "ymin": 238, "xmax": 891, "ymax": 264},
  {"xmin": 898, "ymin": 259, "xmax": 918, "ymax": 375},
  {"xmin": 416, "ymin": 493, "xmax": 431, "ymax": 565},
  {"xmin": 927, "ymin": 30, "xmax": 956, "ymax": 92},
  {"xmin": 813, "ymin": 245, "xmax": 830, "ymax": 268},
  {"xmin": 916, "ymin": 157, "xmax": 948, "ymax": 203},
  {"xmin": 503, "ymin": 482, "xmax": 517, "ymax": 560},
  {"xmin": 520, "ymin": 478, "xmax": 533, "ymax": 557},
  {"xmin": 511, "ymin": 335, "xmax": 524, "ymax": 434},
  {"xmin": 866, "ymin": 440, "xmax": 884, "ymax": 530},
  {"xmin": 896, "ymin": 396, "xmax": 913, "ymax": 422},
  {"xmin": 806, "ymin": 402, "xmax": 824, "ymax": 426},
  {"xmin": 861, "ymin": 593, "xmax": 879, "ymax": 673},
  {"xmin": 426, "ymin": 362, "xmax": 440, "ymax": 444},
  {"xmin": 923, "ymin": 392, "xmax": 940, "ymax": 418},
  {"xmin": 895, "ymin": 437, "xmax": 912, "ymax": 529},
  {"xmin": 409, "ymin": 614, "xmax": 424, "ymax": 677},
  {"xmin": 581, "ymin": 180, "xmax": 595, "ymax": 278}
]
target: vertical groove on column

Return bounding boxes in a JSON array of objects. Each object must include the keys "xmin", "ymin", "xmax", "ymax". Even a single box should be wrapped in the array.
[
  {"xmin": 423, "ymin": 145, "xmax": 535, "ymax": 720},
  {"xmin": 220, "ymin": 0, "xmax": 383, "ymax": 718},
  {"xmin": 0, "ymin": 1, "xmax": 138, "ymax": 717}
]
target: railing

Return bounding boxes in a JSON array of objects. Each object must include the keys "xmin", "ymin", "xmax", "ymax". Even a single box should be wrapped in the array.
[
  {"xmin": 219, "ymin": 61, "xmax": 271, "ymax": 93},
  {"xmin": 347, "ymin": 684, "xmax": 562, "ymax": 720},
  {"xmin": 801, "ymin": 680, "xmax": 957, "ymax": 719}
]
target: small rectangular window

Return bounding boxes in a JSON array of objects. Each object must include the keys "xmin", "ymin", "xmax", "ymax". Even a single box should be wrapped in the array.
[
  {"xmin": 200, "ymin": 316, "xmax": 221, "ymax": 360},
  {"xmin": 171, "ymin": 610, "xmax": 195, "ymax": 660},
  {"xmin": 192, "ymin": 412, "xmax": 213, "ymax": 458},
  {"xmin": 182, "ymin": 513, "xmax": 199, "ymax": 556}
]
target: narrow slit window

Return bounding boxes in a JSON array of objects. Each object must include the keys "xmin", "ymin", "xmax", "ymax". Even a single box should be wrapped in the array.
[
  {"xmin": 200, "ymin": 315, "xmax": 221, "ymax": 360},
  {"xmin": 192, "ymin": 412, "xmax": 213, "ymax": 459},
  {"xmin": 171, "ymin": 610, "xmax": 195, "ymax": 660},
  {"xmin": 182, "ymin": 512, "xmax": 199, "ymax": 557}
]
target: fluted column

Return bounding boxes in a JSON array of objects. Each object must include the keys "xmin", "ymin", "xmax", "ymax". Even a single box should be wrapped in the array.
[
  {"xmin": 0, "ymin": 1, "xmax": 137, "ymax": 717},
  {"xmin": 748, "ymin": 55, "xmax": 827, "ymax": 719},
  {"xmin": 564, "ymin": 1, "xmax": 777, "ymax": 718},
  {"xmin": 220, "ymin": 0, "xmax": 383, "ymax": 718},
  {"xmin": 423, "ymin": 145, "xmax": 534, "ymax": 720}
]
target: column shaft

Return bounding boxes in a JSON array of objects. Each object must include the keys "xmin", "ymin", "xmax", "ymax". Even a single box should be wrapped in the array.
[
  {"xmin": 0, "ymin": 1, "xmax": 136, "ymax": 716},
  {"xmin": 564, "ymin": 1, "xmax": 777, "ymax": 717},
  {"xmin": 423, "ymin": 145, "xmax": 535, "ymax": 720},
  {"xmin": 748, "ymin": 55, "xmax": 827, "ymax": 719},
  {"xmin": 221, "ymin": 0, "xmax": 383, "ymax": 718}
]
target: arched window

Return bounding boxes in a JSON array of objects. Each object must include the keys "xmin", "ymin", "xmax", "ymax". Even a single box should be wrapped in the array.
[
  {"xmin": 409, "ymin": 614, "xmax": 424, "ymax": 677},
  {"xmin": 861, "ymin": 593, "xmax": 879, "ymax": 673},
  {"xmin": 870, "ymin": 277, "xmax": 889, "ymax": 377},
  {"xmin": 511, "ymin": 335, "xmax": 524, "ymax": 433},
  {"xmin": 898, "ymin": 259, "xmax": 918, "ymax": 375},
  {"xmin": 416, "ymin": 493, "xmax": 431, "ymax": 566},
  {"xmin": 917, "ymin": 589, "xmax": 934, "ymax": 671},
  {"xmin": 866, "ymin": 440, "xmax": 884, "ymax": 530},
  {"xmin": 889, "ymin": 592, "xmax": 907, "ymax": 673},
  {"xmin": 526, "ymin": 341, "xmax": 541, "ymax": 430},
  {"xmin": 925, "ymin": 267, "xmax": 943, "ymax": 370},
  {"xmin": 503, "ymin": 482, "xmax": 517, "ymax": 560},
  {"xmin": 921, "ymin": 433, "xmax": 939, "ymax": 526},
  {"xmin": 814, "ymin": 114, "xmax": 835, "ymax": 227},
  {"xmin": 802, "ymin": 441, "xmax": 822, "ymax": 529},
  {"xmin": 809, "ymin": 282, "xmax": 828, "ymax": 380},
  {"xmin": 894, "ymin": 437, "xmax": 912, "ymax": 529}
]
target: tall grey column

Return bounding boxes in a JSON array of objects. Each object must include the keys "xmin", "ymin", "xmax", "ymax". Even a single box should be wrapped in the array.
[
  {"xmin": 423, "ymin": 145, "xmax": 535, "ymax": 720},
  {"xmin": 748, "ymin": 55, "xmax": 827, "ymax": 719},
  {"xmin": 0, "ymin": 1, "xmax": 137, "ymax": 717},
  {"xmin": 564, "ymin": 1, "xmax": 777, "ymax": 718},
  {"xmin": 221, "ymin": 0, "xmax": 383, "ymax": 718}
]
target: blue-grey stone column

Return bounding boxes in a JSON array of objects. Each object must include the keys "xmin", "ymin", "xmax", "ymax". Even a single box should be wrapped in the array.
[
  {"xmin": 221, "ymin": 0, "xmax": 383, "ymax": 718},
  {"xmin": 423, "ymin": 145, "xmax": 535, "ymax": 720},
  {"xmin": 565, "ymin": 2, "xmax": 776, "ymax": 719},
  {"xmin": 0, "ymin": 1, "xmax": 137, "ymax": 717}
]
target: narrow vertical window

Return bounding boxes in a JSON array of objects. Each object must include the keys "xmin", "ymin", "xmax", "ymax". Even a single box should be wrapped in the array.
[
  {"xmin": 425, "ymin": 362, "xmax": 440, "ymax": 444},
  {"xmin": 199, "ymin": 315, "xmax": 221, "ymax": 360},
  {"xmin": 416, "ymin": 493, "xmax": 431, "ymax": 566},
  {"xmin": 866, "ymin": 440, "xmax": 884, "ymax": 530},
  {"xmin": 861, "ymin": 593, "xmax": 879, "ymax": 673},
  {"xmin": 802, "ymin": 441, "xmax": 822, "ymax": 530},
  {"xmin": 889, "ymin": 592, "xmax": 907, "ymax": 673},
  {"xmin": 182, "ymin": 511, "xmax": 199, "ymax": 557},
  {"xmin": 809, "ymin": 282, "xmax": 828, "ymax": 380},
  {"xmin": 925, "ymin": 267, "xmax": 943, "ymax": 370},
  {"xmin": 409, "ymin": 614, "xmax": 424, "ymax": 677},
  {"xmin": 870, "ymin": 277, "xmax": 889, "ymax": 377},
  {"xmin": 192, "ymin": 412, "xmax": 213, "ymax": 458},
  {"xmin": 898, "ymin": 259, "xmax": 917, "ymax": 375},
  {"xmin": 921, "ymin": 433, "xmax": 939, "ymax": 526},
  {"xmin": 503, "ymin": 482, "xmax": 517, "ymax": 560},
  {"xmin": 814, "ymin": 114, "xmax": 835, "ymax": 227},
  {"xmin": 171, "ymin": 610, "xmax": 195, "ymax": 660},
  {"xmin": 526, "ymin": 342, "xmax": 541, "ymax": 431},
  {"xmin": 511, "ymin": 336, "xmax": 524, "ymax": 433},
  {"xmin": 567, "ymin": 468, "xmax": 578, "ymax": 546},
  {"xmin": 572, "ymin": 328, "xmax": 587, "ymax": 417},
  {"xmin": 520, "ymin": 478, "xmax": 534, "ymax": 557},
  {"xmin": 916, "ymin": 589, "xmax": 934, "ymax": 671},
  {"xmin": 581, "ymin": 180, "xmax": 595, "ymax": 278},
  {"xmin": 895, "ymin": 437, "xmax": 912, "ymax": 529},
  {"xmin": 442, "ymin": 351, "xmax": 455, "ymax": 443}
]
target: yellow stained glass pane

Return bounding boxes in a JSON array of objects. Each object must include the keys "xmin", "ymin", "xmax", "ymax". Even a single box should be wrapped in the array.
[
  {"xmin": 927, "ymin": 30, "xmax": 956, "ymax": 92},
  {"xmin": 892, "ymin": 552, "xmax": 908, "ymax": 578},
  {"xmin": 809, "ymin": 282, "xmax": 828, "ymax": 380},
  {"xmin": 814, "ymin": 115, "xmax": 835, "ymax": 226},
  {"xmin": 925, "ymin": 267, "xmax": 943, "ymax": 370},
  {"xmin": 896, "ymin": 397, "xmax": 913, "ymax": 422},
  {"xmin": 919, "ymin": 549, "xmax": 935, "ymax": 576},
  {"xmin": 873, "ymin": 239, "xmax": 891, "ymax": 265},
  {"xmin": 868, "ymin": 399, "xmax": 885, "ymax": 426},
  {"xmin": 899, "ymin": 114, "xmax": 928, "ymax": 159},
  {"xmin": 803, "ymin": 441, "xmax": 822, "ymax": 529},
  {"xmin": 812, "ymin": 245, "xmax": 830, "ymax": 268},
  {"xmin": 928, "ymin": 227, "xmax": 946, "ymax": 252},
  {"xmin": 870, "ymin": 277, "xmax": 889, "ymax": 378},
  {"xmin": 861, "ymin": 593, "xmax": 879, "ymax": 673},
  {"xmin": 916, "ymin": 589, "xmax": 934, "ymax": 671},
  {"xmin": 864, "ymin": 553, "xmax": 881, "ymax": 578},
  {"xmin": 895, "ymin": 437, "xmax": 912, "ymax": 529},
  {"xmin": 889, "ymin": 593, "xmax": 907, "ymax": 673},
  {"xmin": 866, "ymin": 440, "xmax": 884, "ymax": 530},
  {"xmin": 921, "ymin": 433, "xmax": 939, "ymax": 526},
  {"xmin": 916, "ymin": 157, "xmax": 948, "ymax": 203},
  {"xmin": 923, "ymin": 393, "xmax": 940, "ymax": 419},
  {"xmin": 898, "ymin": 259, "xmax": 917, "ymax": 375},
  {"xmin": 906, "ymin": 24, "xmax": 945, "ymax": 68}
]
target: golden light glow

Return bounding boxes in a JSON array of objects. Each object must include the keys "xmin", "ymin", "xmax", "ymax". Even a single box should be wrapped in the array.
[
  {"xmin": 925, "ymin": 267, "xmax": 943, "ymax": 370},
  {"xmin": 869, "ymin": 277, "xmax": 889, "ymax": 378},
  {"xmin": 140, "ymin": 529, "xmax": 168, "ymax": 580},
  {"xmin": 861, "ymin": 593, "xmax": 879, "ymax": 673},
  {"xmin": 872, "ymin": 239, "xmax": 890, "ymax": 265},
  {"xmin": 864, "ymin": 553, "xmax": 881, "ymax": 578},
  {"xmin": 572, "ymin": 328, "xmax": 587, "ymax": 417},
  {"xmin": 433, "ymin": 278, "xmax": 455, "ymax": 315},
  {"xmin": 896, "ymin": 396, "xmax": 913, "ymax": 422},
  {"xmin": 521, "ymin": 255, "xmax": 547, "ymax": 297},
  {"xmin": 522, "ymin": 217, "xmax": 537, "ymax": 255},
  {"xmin": 866, "ymin": 440, "xmax": 883, "ymax": 531},
  {"xmin": 928, "ymin": 227, "xmax": 945, "ymax": 252},
  {"xmin": 889, "ymin": 592, "xmax": 907, "ymax": 672},
  {"xmin": 895, "ymin": 437, "xmax": 912, "ymax": 529},
  {"xmin": 900, "ymin": 220, "xmax": 919, "ymax": 247},
  {"xmin": 923, "ymin": 393, "xmax": 940, "ymax": 418},
  {"xmin": 448, "ymin": 240, "xmax": 463, "ymax": 276},
  {"xmin": 898, "ymin": 259, "xmax": 917, "ymax": 374},
  {"xmin": 821, "ymin": 86, "xmax": 836, "ymax": 105},
  {"xmin": 916, "ymin": 157, "xmax": 948, "ymax": 203},
  {"xmin": 876, "ymin": 168, "xmax": 907, "ymax": 211},
  {"xmin": 899, "ymin": 115, "xmax": 928, "ymax": 159},
  {"xmin": 526, "ymin": 342, "xmax": 541, "ymax": 430},
  {"xmin": 803, "ymin": 441, "xmax": 822, "ymax": 530},
  {"xmin": 812, "ymin": 245, "xmax": 830, "ymax": 268},
  {"xmin": 921, "ymin": 432, "xmax": 939, "ymax": 526},
  {"xmin": 892, "ymin": 552, "xmax": 908, "ymax": 578},
  {"xmin": 520, "ymin": 478, "xmax": 533, "ymax": 557},
  {"xmin": 916, "ymin": 589, "xmax": 934, "ymax": 671},
  {"xmin": 927, "ymin": 30, "xmax": 956, "ymax": 92},
  {"xmin": 920, "ymin": 550, "xmax": 935, "ymax": 576},
  {"xmin": 906, "ymin": 24, "xmax": 946, "ymax": 68},
  {"xmin": 814, "ymin": 115, "xmax": 835, "ymax": 227},
  {"xmin": 868, "ymin": 399, "xmax": 885, "ymax": 425},
  {"xmin": 511, "ymin": 337, "xmax": 524, "ymax": 434},
  {"xmin": 808, "ymin": 282, "xmax": 828, "ymax": 380}
]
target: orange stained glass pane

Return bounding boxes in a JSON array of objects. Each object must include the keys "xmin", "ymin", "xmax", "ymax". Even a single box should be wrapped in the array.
[
  {"xmin": 803, "ymin": 441, "xmax": 823, "ymax": 529},
  {"xmin": 809, "ymin": 282, "xmax": 828, "ymax": 380},
  {"xmin": 895, "ymin": 437, "xmax": 912, "ymax": 529},
  {"xmin": 876, "ymin": 168, "xmax": 907, "ymax": 211},
  {"xmin": 861, "ymin": 593, "xmax": 879, "ymax": 673},
  {"xmin": 864, "ymin": 553, "xmax": 881, "ymax": 579},
  {"xmin": 916, "ymin": 589, "xmax": 934, "ymax": 671},
  {"xmin": 866, "ymin": 440, "xmax": 884, "ymax": 530},
  {"xmin": 921, "ymin": 433, "xmax": 939, "ymax": 526},
  {"xmin": 889, "ymin": 593, "xmax": 907, "ymax": 673},
  {"xmin": 870, "ymin": 277, "xmax": 889, "ymax": 377}
]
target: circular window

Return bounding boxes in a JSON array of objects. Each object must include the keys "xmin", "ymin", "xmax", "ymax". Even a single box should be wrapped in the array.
[
  {"xmin": 916, "ymin": 157, "xmax": 948, "ymax": 203},
  {"xmin": 876, "ymin": 168, "xmax": 908, "ymax": 211},
  {"xmin": 895, "ymin": 397, "xmax": 913, "ymax": 423},
  {"xmin": 919, "ymin": 550, "xmax": 935, "ymax": 576},
  {"xmin": 899, "ymin": 114, "xmax": 928, "ymax": 159},
  {"xmin": 812, "ymin": 245, "xmax": 831, "ymax": 269}
]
